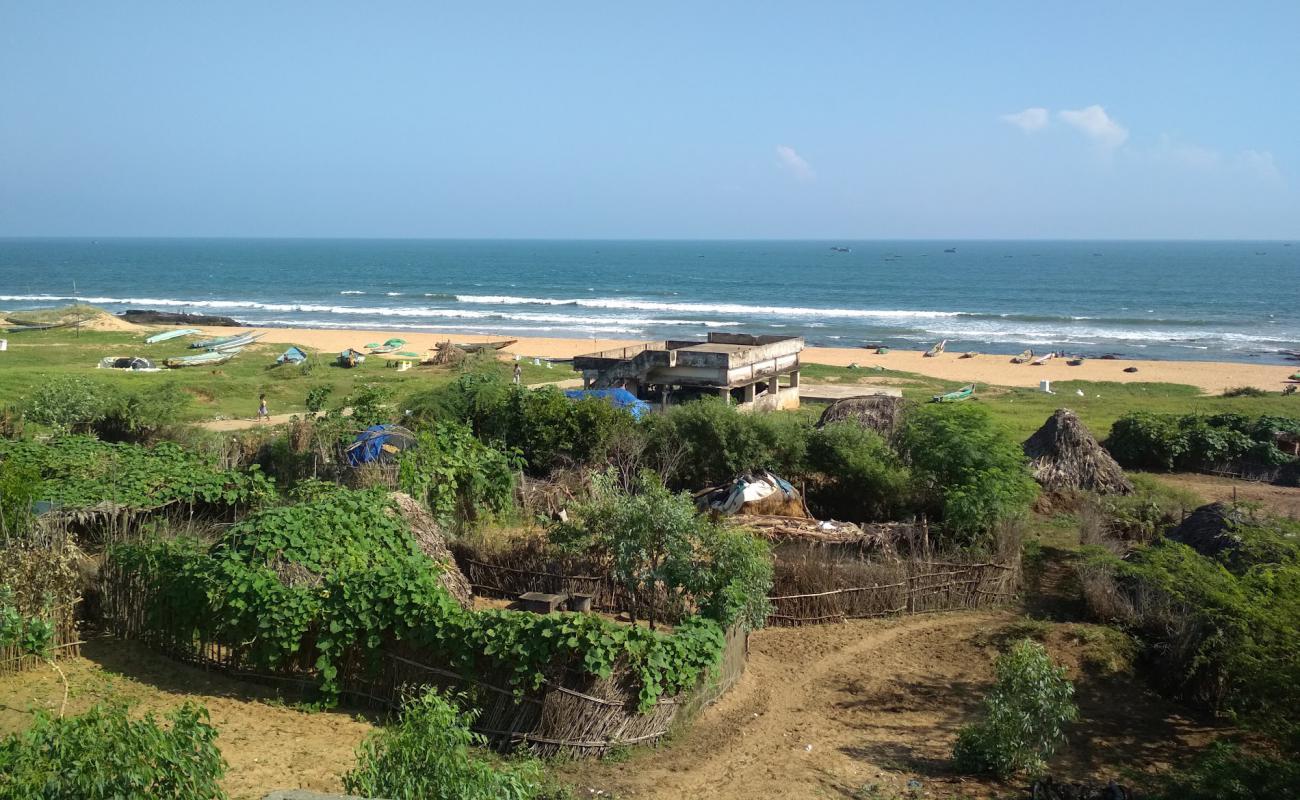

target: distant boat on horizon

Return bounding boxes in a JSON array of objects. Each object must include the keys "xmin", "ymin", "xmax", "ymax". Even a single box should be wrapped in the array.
[
  {"xmin": 943, "ymin": 247, "xmax": 957, "ymax": 253},
  {"xmin": 829, "ymin": 246, "xmax": 851, "ymax": 253}
]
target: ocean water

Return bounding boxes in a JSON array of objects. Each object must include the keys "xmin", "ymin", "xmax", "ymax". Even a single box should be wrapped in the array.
[{"xmin": 1, "ymin": 238, "xmax": 1296, "ymax": 364}]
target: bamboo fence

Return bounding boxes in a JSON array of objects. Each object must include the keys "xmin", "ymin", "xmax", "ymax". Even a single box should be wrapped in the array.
[
  {"xmin": 98, "ymin": 557, "xmax": 747, "ymax": 758},
  {"xmin": 0, "ymin": 602, "xmax": 81, "ymax": 676}
]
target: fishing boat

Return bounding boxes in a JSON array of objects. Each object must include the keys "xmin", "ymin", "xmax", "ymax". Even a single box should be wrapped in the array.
[
  {"xmin": 5, "ymin": 320, "xmax": 77, "ymax": 333},
  {"xmin": 145, "ymin": 328, "xmax": 201, "ymax": 344},
  {"xmin": 366, "ymin": 338, "xmax": 407, "ymax": 354},
  {"xmin": 453, "ymin": 339, "xmax": 518, "ymax": 353},
  {"xmin": 875, "ymin": 346, "xmax": 890, "ymax": 355},
  {"xmin": 923, "ymin": 339, "xmax": 947, "ymax": 358},
  {"xmin": 931, "ymin": 384, "xmax": 974, "ymax": 403},
  {"xmin": 98, "ymin": 356, "xmax": 158, "ymax": 371},
  {"xmin": 1067, "ymin": 357, "xmax": 1084, "ymax": 366},
  {"xmin": 191, "ymin": 331, "xmax": 262, "ymax": 350},
  {"xmin": 1031, "ymin": 352, "xmax": 1056, "ymax": 366},
  {"xmin": 1010, "ymin": 349, "xmax": 1034, "ymax": 364},
  {"xmin": 164, "ymin": 349, "xmax": 239, "ymax": 368},
  {"xmin": 959, "ymin": 351, "xmax": 978, "ymax": 359}
]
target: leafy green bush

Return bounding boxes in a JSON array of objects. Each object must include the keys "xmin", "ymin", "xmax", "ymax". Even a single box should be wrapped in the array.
[
  {"xmin": 0, "ymin": 460, "xmax": 41, "ymax": 535},
  {"xmin": 93, "ymin": 383, "xmax": 192, "ymax": 443},
  {"xmin": 344, "ymin": 688, "xmax": 542, "ymax": 800},
  {"xmin": 1085, "ymin": 473, "xmax": 1201, "ymax": 543},
  {"xmin": 482, "ymin": 386, "xmax": 637, "ymax": 475},
  {"xmin": 304, "ymin": 384, "xmax": 333, "ymax": 412},
  {"xmin": 0, "ymin": 703, "xmax": 226, "ymax": 800},
  {"xmin": 398, "ymin": 422, "xmax": 519, "ymax": 525},
  {"xmin": 1106, "ymin": 411, "xmax": 1300, "ymax": 473},
  {"xmin": 805, "ymin": 422, "xmax": 912, "ymax": 521},
  {"xmin": 110, "ymin": 488, "xmax": 727, "ymax": 711},
  {"xmin": 647, "ymin": 398, "xmax": 810, "ymax": 489},
  {"xmin": 23, "ymin": 376, "xmax": 116, "ymax": 432},
  {"xmin": 0, "ymin": 437, "xmax": 274, "ymax": 512},
  {"xmin": 553, "ymin": 470, "xmax": 774, "ymax": 629},
  {"xmin": 0, "ymin": 587, "xmax": 54, "ymax": 657},
  {"xmin": 345, "ymin": 382, "xmax": 396, "ymax": 428},
  {"xmin": 952, "ymin": 639, "xmax": 1078, "ymax": 778},
  {"xmin": 899, "ymin": 404, "xmax": 1038, "ymax": 545},
  {"xmin": 1149, "ymin": 741, "xmax": 1300, "ymax": 800}
]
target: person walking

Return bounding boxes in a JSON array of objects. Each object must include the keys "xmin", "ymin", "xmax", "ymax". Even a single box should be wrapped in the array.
[
  {"xmin": 513, "ymin": 362, "xmax": 522, "ymax": 386},
  {"xmin": 257, "ymin": 393, "xmax": 269, "ymax": 422}
]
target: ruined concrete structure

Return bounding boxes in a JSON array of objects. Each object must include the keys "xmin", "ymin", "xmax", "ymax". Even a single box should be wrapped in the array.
[{"xmin": 572, "ymin": 333, "xmax": 803, "ymax": 411}]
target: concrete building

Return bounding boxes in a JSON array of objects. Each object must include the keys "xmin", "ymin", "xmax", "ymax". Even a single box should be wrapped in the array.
[{"xmin": 572, "ymin": 333, "xmax": 803, "ymax": 411}]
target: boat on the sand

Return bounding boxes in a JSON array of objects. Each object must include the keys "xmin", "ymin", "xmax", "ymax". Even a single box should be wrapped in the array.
[
  {"xmin": 145, "ymin": 328, "xmax": 201, "ymax": 344},
  {"xmin": 959, "ymin": 351, "xmax": 978, "ymax": 359},
  {"xmin": 453, "ymin": 339, "xmax": 518, "ymax": 353},
  {"xmin": 366, "ymin": 338, "xmax": 407, "ymax": 354},
  {"xmin": 165, "ymin": 349, "xmax": 240, "ymax": 368},
  {"xmin": 191, "ymin": 331, "xmax": 262, "ymax": 350},
  {"xmin": 98, "ymin": 356, "xmax": 158, "ymax": 371},
  {"xmin": 1010, "ymin": 349, "xmax": 1034, "ymax": 364},
  {"xmin": 923, "ymin": 339, "xmax": 947, "ymax": 358},
  {"xmin": 1031, "ymin": 353, "xmax": 1056, "ymax": 365}
]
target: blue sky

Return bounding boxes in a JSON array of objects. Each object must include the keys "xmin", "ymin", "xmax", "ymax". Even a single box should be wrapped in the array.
[{"xmin": 1, "ymin": 1, "xmax": 1296, "ymax": 238}]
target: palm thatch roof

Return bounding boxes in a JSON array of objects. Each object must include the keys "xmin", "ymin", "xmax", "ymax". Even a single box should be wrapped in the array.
[
  {"xmin": 815, "ymin": 394, "xmax": 906, "ymax": 438},
  {"xmin": 1023, "ymin": 409, "xmax": 1133, "ymax": 495},
  {"xmin": 1166, "ymin": 502, "xmax": 1250, "ymax": 557},
  {"xmin": 390, "ymin": 492, "xmax": 473, "ymax": 607}
]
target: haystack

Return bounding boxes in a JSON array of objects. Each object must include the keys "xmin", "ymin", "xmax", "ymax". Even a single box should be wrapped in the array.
[
  {"xmin": 815, "ymin": 394, "xmax": 906, "ymax": 438},
  {"xmin": 390, "ymin": 492, "xmax": 473, "ymax": 607},
  {"xmin": 1023, "ymin": 409, "xmax": 1133, "ymax": 495},
  {"xmin": 1167, "ymin": 502, "xmax": 1249, "ymax": 557}
]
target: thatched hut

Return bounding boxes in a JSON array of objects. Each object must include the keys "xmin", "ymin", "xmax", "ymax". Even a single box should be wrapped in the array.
[
  {"xmin": 390, "ymin": 492, "xmax": 473, "ymax": 607},
  {"xmin": 1166, "ymin": 502, "xmax": 1249, "ymax": 557},
  {"xmin": 1023, "ymin": 409, "xmax": 1133, "ymax": 495},
  {"xmin": 815, "ymin": 394, "xmax": 906, "ymax": 438}
]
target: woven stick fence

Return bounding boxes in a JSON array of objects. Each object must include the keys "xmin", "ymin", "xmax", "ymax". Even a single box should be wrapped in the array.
[
  {"xmin": 766, "ymin": 559, "xmax": 1017, "ymax": 626},
  {"xmin": 0, "ymin": 602, "xmax": 82, "ymax": 677},
  {"xmin": 98, "ymin": 558, "xmax": 746, "ymax": 758}
]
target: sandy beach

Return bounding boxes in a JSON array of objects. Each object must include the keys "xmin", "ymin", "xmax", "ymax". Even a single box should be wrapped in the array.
[{"xmin": 176, "ymin": 325, "xmax": 1297, "ymax": 394}]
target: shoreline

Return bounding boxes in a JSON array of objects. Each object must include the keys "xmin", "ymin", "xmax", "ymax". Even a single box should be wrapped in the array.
[{"xmin": 171, "ymin": 324, "xmax": 1298, "ymax": 394}]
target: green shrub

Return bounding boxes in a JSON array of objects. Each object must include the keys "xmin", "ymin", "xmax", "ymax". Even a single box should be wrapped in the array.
[
  {"xmin": 1150, "ymin": 741, "xmax": 1300, "ymax": 800},
  {"xmin": 805, "ymin": 422, "xmax": 912, "ymax": 521},
  {"xmin": 648, "ymin": 399, "xmax": 810, "ymax": 489},
  {"xmin": 1106, "ymin": 411, "xmax": 1300, "ymax": 473},
  {"xmin": 23, "ymin": 376, "xmax": 117, "ymax": 432},
  {"xmin": 1105, "ymin": 412, "xmax": 1188, "ymax": 471},
  {"xmin": 0, "ymin": 460, "xmax": 41, "ymax": 535},
  {"xmin": 398, "ymin": 422, "xmax": 519, "ymax": 525},
  {"xmin": 304, "ymin": 384, "xmax": 333, "ymax": 413},
  {"xmin": 553, "ymin": 470, "xmax": 773, "ymax": 629},
  {"xmin": 344, "ymin": 688, "xmax": 542, "ymax": 800},
  {"xmin": 952, "ymin": 639, "xmax": 1078, "ymax": 778},
  {"xmin": 1087, "ymin": 473, "xmax": 1201, "ymax": 543},
  {"xmin": 0, "ymin": 703, "xmax": 226, "ymax": 800},
  {"xmin": 482, "ymin": 386, "xmax": 636, "ymax": 475},
  {"xmin": 1221, "ymin": 386, "xmax": 1269, "ymax": 398},
  {"xmin": 899, "ymin": 404, "xmax": 1038, "ymax": 545},
  {"xmin": 345, "ymin": 383, "xmax": 396, "ymax": 428},
  {"xmin": 93, "ymin": 383, "xmax": 192, "ymax": 443}
]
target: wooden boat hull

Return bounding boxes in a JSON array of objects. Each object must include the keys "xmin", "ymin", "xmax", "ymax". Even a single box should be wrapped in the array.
[
  {"xmin": 145, "ymin": 328, "xmax": 201, "ymax": 344},
  {"xmin": 453, "ymin": 339, "xmax": 518, "ymax": 353}
]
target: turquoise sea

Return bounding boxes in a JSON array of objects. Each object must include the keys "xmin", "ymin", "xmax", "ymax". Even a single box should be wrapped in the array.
[{"xmin": 1, "ymin": 239, "xmax": 1296, "ymax": 364}]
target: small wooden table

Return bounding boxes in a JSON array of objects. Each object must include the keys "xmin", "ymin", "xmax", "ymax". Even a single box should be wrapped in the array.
[{"xmin": 518, "ymin": 591, "xmax": 567, "ymax": 614}]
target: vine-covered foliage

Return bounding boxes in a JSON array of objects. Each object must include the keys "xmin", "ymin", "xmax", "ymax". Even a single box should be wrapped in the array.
[
  {"xmin": 0, "ymin": 703, "xmax": 227, "ymax": 800},
  {"xmin": 0, "ymin": 587, "xmax": 54, "ymax": 657},
  {"xmin": 398, "ymin": 422, "xmax": 519, "ymax": 524},
  {"xmin": 553, "ymin": 470, "xmax": 774, "ymax": 630},
  {"xmin": 1106, "ymin": 411, "xmax": 1300, "ymax": 473},
  {"xmin": 644, "ymin": 398, "xmax": 811, "ymax": 490},
  {"xmin": 899, "ymin": 404, "xmax": 1039, "ymax": 545},
  {"xmin": 344, "ymin": 688, "xmax": 542, "ymax": 800},
  {"xmin": 0, "ymin": 436, "xmax": 274, "ymax": 512},
  {"xmin": 805, "ymin": 422, "xmax": 912, "ymax": 521},
  {"xmin": 109, "ymin": 489, "xmax": 727, "ymax": 711}
]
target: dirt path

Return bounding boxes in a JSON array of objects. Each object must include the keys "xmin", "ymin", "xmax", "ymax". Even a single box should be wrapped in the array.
[{"xmin": 559, "ymin": 609, "xmax": 1222, "ymax": 799}]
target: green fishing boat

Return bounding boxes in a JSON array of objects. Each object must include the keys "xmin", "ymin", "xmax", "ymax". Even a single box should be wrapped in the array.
[{"xmin": 931, "ymin": 384, "xmax": 974, "ymax": 403}]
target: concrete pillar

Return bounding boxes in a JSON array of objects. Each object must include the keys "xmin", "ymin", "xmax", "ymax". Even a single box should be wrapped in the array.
[
  {"xmin": 788, "ymin": 370, "xmax": 800, "ymax": 388},
  {"xmin": 717, "ymin": 387, "xmax": 730, "ymax": 405},
  {"xmin": 742, "ymin": 383, "xmax": 756, "ymax": 404},
  {"xmin": 769, "ymin": 375, "xmax": 781, "ymax": 395}
]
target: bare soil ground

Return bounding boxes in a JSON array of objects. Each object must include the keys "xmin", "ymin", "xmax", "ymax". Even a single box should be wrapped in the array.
[
  {"xmin": 554, "ymin": 613, "xmax": 1222, "ymax": 799},
  {"xmin": 1150, "ymin": 472, "xmax": 1300, "ymax": 519},
  {"xmin": 0, "ymin": 639, "xmax": 376, "ymax": 800}
]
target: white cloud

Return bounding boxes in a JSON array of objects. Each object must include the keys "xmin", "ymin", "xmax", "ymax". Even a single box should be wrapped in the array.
[
  {"xmin": 1236, "ymin": 149, "xmax": 1282, "ymax": 182},
  {"xmin": 1152, "ymin": 135, "xmax": 1221, "ymax": 169},
  {"xmin": 775, "ymin": 145, "xmax": 814, "ymax": 181},
  {"xmin": 1059, "ymin": 105, "xmax": 1129, "ymax": 148},
  {"xmin": 1000, "ymin": 107, "xmax": 1049, "ymax": 133}
]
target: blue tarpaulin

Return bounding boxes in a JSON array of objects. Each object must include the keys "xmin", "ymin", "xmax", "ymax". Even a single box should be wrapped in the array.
[
  {"xmin": 277, "ymin": 346, "xmax": 308, "ymax": 365},
  {"xmin": 345, "ymin": 425, "xmax": 416, "ymax": 466},
  {"xmin": 563, "ymin": 388, "xmax": 652, "ymax": 420}
]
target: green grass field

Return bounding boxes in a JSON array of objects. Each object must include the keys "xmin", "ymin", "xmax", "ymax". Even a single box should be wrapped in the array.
[
  {"xmin": 798, "ymin": 362, "xmax": 1299, "ymax": 440},
  {"xmin": 0, "ymin": 329, "xmax": 563, "ymax": 422}
]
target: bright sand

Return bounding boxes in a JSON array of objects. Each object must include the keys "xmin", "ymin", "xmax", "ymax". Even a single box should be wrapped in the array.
[{"xmin": 175, "ymin": 325, "xmax": 1299, "ymax": 394}]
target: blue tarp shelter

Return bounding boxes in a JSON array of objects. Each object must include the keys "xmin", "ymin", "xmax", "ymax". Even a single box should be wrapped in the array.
[
  {"xmin": 277, "ymin": 346, "xmax": 308, "ymax": 365},
  {"xmin": 563, "ymin": 388, "xmax": 652, "ymax": 420},
  {"xmin": 345, "ymin": 424, "xmax": 417, "ymax": 467}
]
